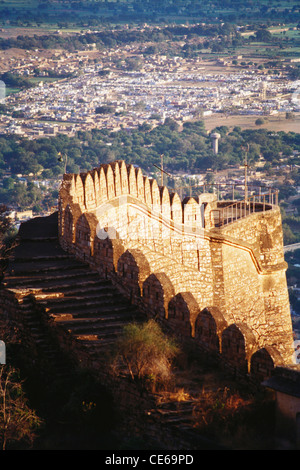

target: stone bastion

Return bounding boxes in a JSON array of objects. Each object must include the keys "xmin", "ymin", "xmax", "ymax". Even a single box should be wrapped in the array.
[{"xmin": 58, "ymin": 160, "xmax": 295, "ymax": 377}]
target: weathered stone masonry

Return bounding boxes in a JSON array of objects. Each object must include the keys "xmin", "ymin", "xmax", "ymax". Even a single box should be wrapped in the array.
[{"xmin": 58, "ymin": 159, "xmax": 295, "ymax": 378}]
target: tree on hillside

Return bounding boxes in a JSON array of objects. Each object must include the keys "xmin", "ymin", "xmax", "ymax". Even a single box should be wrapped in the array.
[
  {"xmin": 0, "ymin": 204, "xmax": 16, "ymax": 279},
  {"xmin": 0, "ymin": 366, "xmax": 42, "ymax": 450},
  {"xmin": 254, "ymin": 28, "xmax": 273, "ymax": 42}
]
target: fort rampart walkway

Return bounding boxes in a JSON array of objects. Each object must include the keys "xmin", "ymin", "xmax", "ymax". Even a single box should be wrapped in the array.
[{"xmin": 56, "ymin": 160, "xmax": 294, "ymax": 376}]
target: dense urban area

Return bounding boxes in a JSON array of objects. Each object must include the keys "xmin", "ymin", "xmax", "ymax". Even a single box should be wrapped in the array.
[{"xmin": 0, "ymin": 0, "xmax": 300, "ymax": 451}]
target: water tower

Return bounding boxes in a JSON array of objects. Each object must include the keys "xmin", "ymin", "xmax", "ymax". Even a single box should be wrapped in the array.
[{"xmin": 210, "ymin": 132, "xmax": 221, "ymax": 154}]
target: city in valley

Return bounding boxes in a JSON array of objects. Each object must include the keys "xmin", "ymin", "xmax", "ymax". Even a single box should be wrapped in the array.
[{"xmin": 1, "ymin": 29, "xmax": 300, "ymax": 138}]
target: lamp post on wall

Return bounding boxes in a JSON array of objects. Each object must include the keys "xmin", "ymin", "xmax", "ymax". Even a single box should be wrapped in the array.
[
  {"xmin": 153, "ymin": 159, "xmax": 172, "ymax": 188},
  {"xmin": 58, "ymin": 152, "xmax": 68, "ymax": 174},
  {"xmin": 160, "ymin": 154, "xmax": 164, "ymax": 186},
  {"xmin": 153, "ymin": 155, "xmax": 166, "ymax": 187},
  {"xmin": 241, "ymin": 144, "xmax": 249, "ymax": 203}
]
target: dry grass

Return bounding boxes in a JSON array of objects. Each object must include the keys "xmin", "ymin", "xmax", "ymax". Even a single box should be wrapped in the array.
[
  {"xmin": 158, "ymin": 343, "xmax": 277, "ymax": 449},
  {"xmin": 191, "ymin": 386, "xmax": 275, "ymax": 449},
  {"xmin": 157, "ymin": 387, "xmax": 192, "ymax": 403}
]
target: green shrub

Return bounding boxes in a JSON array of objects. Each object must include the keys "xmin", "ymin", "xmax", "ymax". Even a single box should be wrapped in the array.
[{"xmin": 111, "ymin": 320, "xmax": 179, "ymax": 389}]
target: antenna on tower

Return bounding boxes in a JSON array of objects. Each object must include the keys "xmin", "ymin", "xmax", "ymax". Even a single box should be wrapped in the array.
[
  {"xmin": 241, "ymin": 144, "xmax": 249, "ymax": 202},
  {"xmin": 160, "ymin": 154, "xmax": 164, "ymax": 186}
]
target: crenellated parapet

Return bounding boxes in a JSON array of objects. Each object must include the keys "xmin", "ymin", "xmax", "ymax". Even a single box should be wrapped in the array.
[
  {"xmin": 59, "ymin": 160, "xmax": 210, "ymax": 226},
  {"xmin": 58, "ymin": 160, "xmax": 295, "ymax": 375}
]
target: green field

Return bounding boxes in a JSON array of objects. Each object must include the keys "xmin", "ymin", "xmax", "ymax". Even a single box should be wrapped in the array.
[
  {"xmin": 5, "ymin": 86, "xmax": 20, "ymax": 96},
  {"xmin": 5, "ymin": 77, "xmax": 60, "ymax": 96},
  {"xmin": 1, "ymin": 0, "xmax": 300, "ymax": 29}
]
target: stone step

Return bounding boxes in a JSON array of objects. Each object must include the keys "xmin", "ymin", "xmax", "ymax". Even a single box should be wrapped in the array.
[
  {"xmin": 52, "ymin": 303, "xmax": 143, "ymax": 328},
  {"xmin": 90, "ymin": 323, "xmax": 142, "ymax": 339},
  {"xmin": 75, "ymin": 334, "xmax": 121, "ymax": 351},
  {"xmin": 36, "ymin": 288, "xmax": 117, "ymax": 303},
  {"xmin": 6, "ymin": 276, "xmax": 110, "ymax": 294},
  {"xmin": 41, "ymin": 295, "xmax": 127, "ymax": 313},
  {"xmin": 76, "ymin": 329, "xmax": 131, "ymax": 343},
  {"xmin": 158, "ymin": 399, "xmax": 196, "ymax": 411},
  {"xmin": 52, "ymin": 302, "xmax": 138, "ymax": 319},
  {"xmin": 5, "ymin": 260, "xmax": 91, "ymax": 276},
  {"xmin": 9, "ymin": 240, "xmax": 73, "ymax": 257},
  {"xmin": 158, "ymin": 410, "xmax": 195, "ymax": 424},
  {"xmin": 154, "ymin": 401, "xmax": 198, "ymax": 427},
  {"xmin": 14, "ymin": 277, "xmax": 113, "ymax": 293},
  {"xmin": 51, "ymin": 304, "xmax": 137, "ymax": 322},
  {"xmin": 5, "ymin": 258, "xmax": 90, "ymax": 276},
  {"xmin": 62, "ymin": 320, "xmax": 136, "ymax": 338},
  {"xmin": 11, "ymin": 253, "xmax": 71, "ymax": 263},
  {"xmin": 42, "ymin": 281, "xmax": 114, "ymax": 296}
]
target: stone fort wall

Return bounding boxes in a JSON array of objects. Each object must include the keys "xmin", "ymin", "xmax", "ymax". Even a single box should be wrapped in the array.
[{"xmin": 58, "ymin": 160, "xmax": 295, "ymax": 378}]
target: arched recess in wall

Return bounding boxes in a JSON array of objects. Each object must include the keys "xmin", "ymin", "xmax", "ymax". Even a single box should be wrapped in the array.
[
  {"xmin": 75, "ymin": 212, "xmax": 98, "ymax": 261},
  {"xmin": 98, "ymin": 166, "xmax": 108, "ymax": 205},
  {"xmin": 150, "ymin": 178, "xmax": 161, "ymax": 214},
  {"xmin": 160, "ymin": 186, "xmax": 171, "ymax": 221},
  {"xmin": 144, "ymin": 176, "xmax": 152, "ymax": 207},
  {"xmin": 142, "ymin": 272, "xmax": 175, "ymax": 321},
  {"xmin": 117, "ymin": 248, "xmax": 151, "ymax": 302},
  {"xmin": 168, "ymin": 292, "xmax": 200, "ymax": 338},
  {"xmin": 148, "ymin": 178, "xmax": 161, "ymax": 246},
  {"xmin": 58, "ymin": 196, "xmax": 64, "ymax": 238},
  {"xmin": 91, "ymin": 168, "xmax": 101, "ymax": 207},
  {"xmin": 93, "ymin": 228, "xmax": 124, "ymax": 278},
  {"xmin": 136, "ymin": 167, "xmax": 145, "ymax": 202},
  {"xmin": 128, "ymin": 164, "xmax": 138, "ymax": 198},
  {"xmin": 170, "ymin": 192, "xmax": 183, "ymax": 226},
  {"xmin": 84, "ymin": 172, "xmax": 96, "ymax": 212},
  {"xmin": 250, "ymin": 346, "xmax": 283, "ymax": 382},
  {"xmin": 160, "ymin": 186, "xmax": 171, "ymax": 254},
  {"xmin": 182, "ymin": 196, "xmax": 202, "ymax": 231},
  {"xmin": 65, "ymin": 172, "xmax": 76, "ymax": 200},
  {"xmin": 63, "ymin": 204, "xmax": 74, "ymax": 246},
  {"xmin": 221, "ymin": 323, "xmax": 257, "ymax": 375},
  {"xmin": 74, "ymin": 174, "xmax": 86, "ymax": 210},
  {"xmin": 119, "ymin": 160, "xmax": 129, "ymax": 195},
  {"xmin": 111, "ymin": 161, "xmax": 122, "ymax": 197},
  {"xmin": 105, "ymin": 164, "xmax": 116, "ymax": 200},
  {"xmin": 195, "ymin": 306, "xmax": 227, "ymax": 355},
  {"xmin": 62, "ymin": 202, "xmax": 82, "ymax": 252},
  {"xmin": 59, "ymin": 173, "xmax": 75, "ymax": 220}
]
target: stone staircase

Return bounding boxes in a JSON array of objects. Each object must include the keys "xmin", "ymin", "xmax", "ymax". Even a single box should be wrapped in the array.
[
  {"xmin": 2, "ymin": 212, "xmax": 146, "ymax": 368},
  {"xmin": 1, "ymin": 212, "xmax": 230, "ymax": 449}
]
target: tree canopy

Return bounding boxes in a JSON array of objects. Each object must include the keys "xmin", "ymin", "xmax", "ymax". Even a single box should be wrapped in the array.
[{"xmin": 0, "ymin": 121, "xmax": 300, "ymax": 212}]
